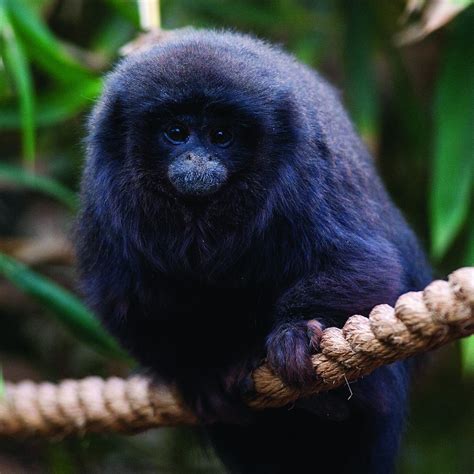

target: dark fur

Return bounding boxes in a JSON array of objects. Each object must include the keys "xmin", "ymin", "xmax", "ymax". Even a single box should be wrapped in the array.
[{"xmin": 76, "ymin": 30, "xmax": 432, "ymax": 473}]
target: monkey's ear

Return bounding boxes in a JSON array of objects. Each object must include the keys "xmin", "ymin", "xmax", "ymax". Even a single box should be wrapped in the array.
[
  {"xmin": 87, "ymin": 94, "xmax": 126, "ymax": 160},
  {"xmin": 271, "ymin": 91, "xmax": 301, "ymax": 145}
]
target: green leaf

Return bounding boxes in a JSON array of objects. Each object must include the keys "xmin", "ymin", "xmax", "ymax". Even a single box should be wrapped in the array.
[
  {"xmin": 23, "ymin": 0, "xmax": 54, "ymax": 14},
  {"xmin": 461, "ymin": 337, "xmax": 474, "ymax": 375},
  {"xmin": 0, "ymin": 251, "xmax": 127, "ymax": 360},
  {"xmin": 7, "ymin": 0, "xmax": 93, "ymax": 83},
  {"xmin": 0, "ymin": 52, "xmax": 11, "ymax": 98},
  {"xmin": 430, "ymin": 10, "xmax": 474, "ymax": 259},
  {"xmin": 342, "ymin": 1, "xmax": 379, "ymax": 149},
  {"xmin": 46, "ymin": 445, "xmax": 75, "ymax": 474},
  {"xmin": 452, "ymin": 0, "xmax": 474, "ymax": 8},
  {"xmin": 0, "ymin": 78, "xmax": 102, "ymax": 130},
  {"xmin": 105, "ymin": 0, "xmax": 140, "ymax": 27},
  {"xmin": 465, "ymin": 207, "xmax": 474, "ymax": 265},
  {"xmin": 0, "ymin": 3, "xmax": 35, "ymax": 165},
  {"xmin": 0, "ymin": 163, "xmax": 77, "ymax": 210},
  {"xmin": 91, "ymin": 14, "xmax": 135, "ymax": 58}
]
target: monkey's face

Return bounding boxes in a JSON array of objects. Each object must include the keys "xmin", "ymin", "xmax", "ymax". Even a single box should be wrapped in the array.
[
  {"xmin": 164, "ymin": 120, "xmax": 230, "ymax": 196},
  {"xmin": 107, "ymin": 92, "xmax": 268, "ymax": 204},
  {"xmin": 148, "ymin": 107, "xmax": 259, "ymax": 197}
]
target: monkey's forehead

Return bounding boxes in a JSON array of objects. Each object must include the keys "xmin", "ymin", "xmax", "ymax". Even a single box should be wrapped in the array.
[
  {"xmin": 95, "ymin": 29, "xmax": 348, "ymax": 151},
  {"xmin": 105, "ymin": 29, "xmax": 307, "ymax": 107}
]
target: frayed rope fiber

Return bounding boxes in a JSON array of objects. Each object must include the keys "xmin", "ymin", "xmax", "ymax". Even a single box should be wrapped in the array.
[{"xmin": 0, "ymin": 267, "xmax": 472, "ymax": 438}]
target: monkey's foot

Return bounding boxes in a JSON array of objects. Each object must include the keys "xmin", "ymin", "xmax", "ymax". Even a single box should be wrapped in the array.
[
  {"xmin": 265, "ymin": 319, "xmax": 324, "ymax": 389},
  {"xmin": 191, "ymin": 390, "xmax": 251, "ymax": 425},
  {"xmin": 182, "ymin": 357, "xmax": 260, "ymax": 424}
]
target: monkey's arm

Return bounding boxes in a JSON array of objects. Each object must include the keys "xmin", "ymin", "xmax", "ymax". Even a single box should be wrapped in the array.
[
  {"xmin": 265, "ymin": 261, "xmax": 412, "ymax": 458},
  {"xmin": 266, "ymin": 241, "xmax": 407, "ymax": 389}
]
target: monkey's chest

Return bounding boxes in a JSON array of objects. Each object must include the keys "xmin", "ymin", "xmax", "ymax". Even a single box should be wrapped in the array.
[{"xmin": 147, "ymin": 282, "xmax": 273, "ymax": 365}]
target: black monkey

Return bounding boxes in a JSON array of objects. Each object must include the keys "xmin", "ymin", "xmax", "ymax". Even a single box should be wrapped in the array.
[{"xmin": 76, "ymin": 30, "xmax": 432, "ymax": 473}]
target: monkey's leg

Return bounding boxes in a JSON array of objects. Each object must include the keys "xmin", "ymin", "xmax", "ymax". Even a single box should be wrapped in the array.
[{"xmin": 208, "ymin": 378, "xmax": 407, "ymax": 474}]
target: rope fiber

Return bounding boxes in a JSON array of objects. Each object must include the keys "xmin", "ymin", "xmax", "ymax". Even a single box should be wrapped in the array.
[{"xmin": 0, "ymin": 267, "xmax": 472, "ymax": 438}]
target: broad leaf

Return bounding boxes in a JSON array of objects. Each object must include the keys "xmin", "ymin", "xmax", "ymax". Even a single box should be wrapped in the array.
[{"xmin": 430, "ymin": 10, "xmax": 474, "ymax": 259}]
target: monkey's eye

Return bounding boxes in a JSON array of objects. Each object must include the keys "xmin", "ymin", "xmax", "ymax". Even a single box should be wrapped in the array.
[
  {"xmin": 164, "ymin": 124, "xmax": 190, "ymax": 144},
  {"xmin": 209, "ymin": 128, "xmax": 233, "ymax": 148}
]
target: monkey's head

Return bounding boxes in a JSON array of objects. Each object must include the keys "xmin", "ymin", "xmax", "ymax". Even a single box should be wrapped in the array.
[
  {"xmin": 86, "ymin": 31, "xmax": 299, "ymax": 209},
  {"xmin": 82, "ymin": 30, "xmax": 378, "ymax": 276}
]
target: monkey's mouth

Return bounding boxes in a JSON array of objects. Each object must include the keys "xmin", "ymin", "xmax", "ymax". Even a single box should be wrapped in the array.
[{"xmin": 167, "ymin": 160, "xmax": 228, "ymax": 196}]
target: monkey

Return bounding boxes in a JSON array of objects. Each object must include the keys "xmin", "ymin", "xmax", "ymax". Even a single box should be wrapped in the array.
[{"xmin": 76, "ymin": 30, "xmax": 432, "ymax": 473}]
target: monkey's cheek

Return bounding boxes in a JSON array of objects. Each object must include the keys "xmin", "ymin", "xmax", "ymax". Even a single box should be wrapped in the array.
[{"xmin": 167, "ymin": 163, "xmax": 228, "ymax": 196}]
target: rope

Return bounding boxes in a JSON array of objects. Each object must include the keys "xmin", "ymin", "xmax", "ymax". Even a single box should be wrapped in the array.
[{"xmin": 0, "ymin": 267, "xmax": 472, "ymax": 438}]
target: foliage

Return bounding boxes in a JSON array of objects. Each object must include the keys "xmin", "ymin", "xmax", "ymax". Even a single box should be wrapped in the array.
[
  {"xmin": 0, "ymin": 162, "xmax": 77, "ymax": 209},
  {"xmin": 0, "ymin": 0, "xmax": 35, "ymax": 165},
  {"xmin": 430, "ymin": 9, "xmax": 474, "ymax": 261},
  {"xmin": 0, "ymin": 1, "xmax": 472, "ymax": 472},
  {"xmin": 0, "ymin": 251, "xmax": 125, "ymax": 359}
]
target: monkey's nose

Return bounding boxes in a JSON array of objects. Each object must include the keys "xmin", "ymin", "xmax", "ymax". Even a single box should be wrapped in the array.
[
  {"xmin": 185, "ymin": 153, "xmax": 214, "ymax": 163},
  {"xmin": 168, "ymin": 153, "xmax": 228, "ymax": 196}
]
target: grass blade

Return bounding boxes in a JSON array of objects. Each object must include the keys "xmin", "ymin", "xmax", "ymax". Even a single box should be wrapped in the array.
[
  {"xmin": 0, "ymin": 163, "xmax": 77, "ymax": 210},
  {"xmin": 0, "ymin": 3, "xmax": 35, "ymax": 166},
  {"xmin": 461, "ymin": 338, "xmax": 474, "ymax": 374},
  {"xmin": 8, "ymin": 0, "xmax": 92, "ymax": 83},
  {"xmin": 0, "ymin": 78, "xmax": 102, "ymax": 130},
  {"xmin": 0, "ymin": 251, "xmax": 127, "ymax": 360},
  {"xmin": 466, "ymin": 211, "xmax": 474, "ymax": 265}
]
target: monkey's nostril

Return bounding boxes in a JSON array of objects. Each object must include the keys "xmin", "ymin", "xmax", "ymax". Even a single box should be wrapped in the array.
[{"xmin": 186, "ymin": 154, "xmax": 193, "ymax": 161}]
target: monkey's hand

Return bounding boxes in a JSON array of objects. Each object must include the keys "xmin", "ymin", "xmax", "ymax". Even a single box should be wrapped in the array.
[{"xmin": 265, "ymin": 319, "xmax": 324, "ymax": 389}]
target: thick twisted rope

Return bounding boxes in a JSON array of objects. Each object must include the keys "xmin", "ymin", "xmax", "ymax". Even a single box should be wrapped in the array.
[{"xmin": 0, "ymin": 267, "xmax": 472, "ymax": 438}]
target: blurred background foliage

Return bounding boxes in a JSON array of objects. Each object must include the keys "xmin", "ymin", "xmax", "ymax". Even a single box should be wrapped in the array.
[{"xmin": 0, "ymin": 0, "xmax": 472, "ymax": 472}]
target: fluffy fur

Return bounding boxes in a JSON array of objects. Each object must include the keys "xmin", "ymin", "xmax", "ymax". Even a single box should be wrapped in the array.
[{"xmin": 76, "ymin": 30, "xmax": 432, "ymax": 473}]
